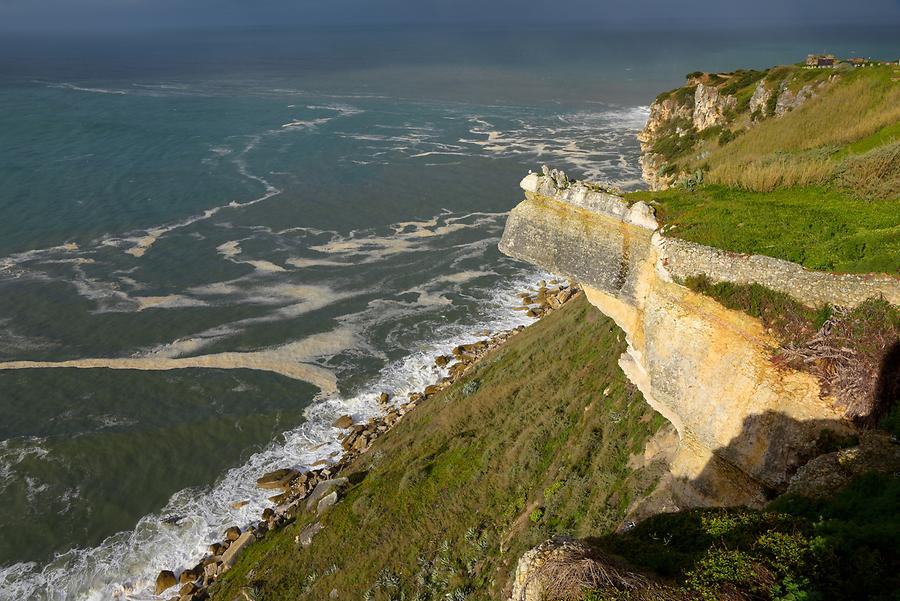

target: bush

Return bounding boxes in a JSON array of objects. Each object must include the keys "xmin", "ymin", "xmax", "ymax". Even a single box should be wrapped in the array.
[
  {"xmin": 720, "ymin": 69, "xmax": 766, "ymax": 96},
  {"xmin": 718, "ymin": 129, "xmax": 736, "ymax": 146}
]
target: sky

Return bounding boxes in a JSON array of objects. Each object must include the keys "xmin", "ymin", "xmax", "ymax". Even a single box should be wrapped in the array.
[{"xmin": 1, "ymin": 0, "xmax": 899, "ymax": 32}]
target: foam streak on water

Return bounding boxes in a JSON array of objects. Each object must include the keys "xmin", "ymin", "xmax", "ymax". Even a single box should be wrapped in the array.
[
  {"xmin": 0, "ymin": 274, "xmax": 541, "ymax": 601},
  {"xmin": 0, "ymin": 74, "xmax": 645, "ymax": 600}
]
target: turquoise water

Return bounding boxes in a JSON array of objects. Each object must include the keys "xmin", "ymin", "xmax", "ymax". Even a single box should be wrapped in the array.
[{"xmin": 0, "ymin": 25, "xmax": 896, "ymax": 600}]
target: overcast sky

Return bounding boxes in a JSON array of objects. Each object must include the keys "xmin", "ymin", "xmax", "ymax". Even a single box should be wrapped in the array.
[{"xmin": 1, "ymin": 0, "xmax": 899, "ymax": 31}]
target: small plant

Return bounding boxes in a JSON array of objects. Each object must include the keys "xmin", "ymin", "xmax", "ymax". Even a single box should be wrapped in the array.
[
  {"xmin": 529, "ymin": 508, "xmax": 545, "ymax": 523},
  {"xmin": 678, "ymin": 170, "xmax": 704, "ymax": 190},
  {"xmin": 718, "ymin": 128, "xmax": 736, "ymax": 146},
  {"xmin": 461, "ymin": 379, "xmax": 480, "ymax": 398},
  {"xmin": 544, "ymin": 480, "xmax": 564, "ymax": 499}
]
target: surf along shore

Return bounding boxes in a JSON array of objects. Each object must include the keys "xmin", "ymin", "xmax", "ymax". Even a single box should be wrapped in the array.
[{"xmin": 150, "ymin": 279, "xmax": 582, "ymax": 599}]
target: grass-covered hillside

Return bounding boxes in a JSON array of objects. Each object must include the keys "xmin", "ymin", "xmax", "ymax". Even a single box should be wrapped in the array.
[
  {"xmin": 210, "ymin": 295, "xmax": 669, "ymax": 600},
  {"xmin": 208, "ymin": 296, "xmax": 900, "ymax": 601},
  {"xmin": 636, "ymin": 62, "xmax": 899, "ymax": 275}
]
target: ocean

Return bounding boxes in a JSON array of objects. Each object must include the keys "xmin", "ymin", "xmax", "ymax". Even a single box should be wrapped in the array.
[{"xmin": 0, "ymin": 25, "xmax": 896, "ymax": 600}]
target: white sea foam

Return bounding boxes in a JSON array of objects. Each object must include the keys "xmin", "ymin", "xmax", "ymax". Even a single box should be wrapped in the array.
[{"xmin": 0, "ymin": 272, "xmax": 543, "ymax": 601}]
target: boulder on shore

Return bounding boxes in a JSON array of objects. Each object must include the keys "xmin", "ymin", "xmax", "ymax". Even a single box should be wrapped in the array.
[
  {"xmin": 224, "ymin": 526, "xmax": 242, "ymax": 541},
  {"xmin": 256, "ymin": 468, "xmax": 299, "ymax": 490},
  {"xmin": 332, "ymin": 415, "xmax": 354, "ymax": 429},
  {"xmin": 305, "ymin": 477, "xmax": 349, "ymax": 512},
  {"xmin": 222, "ymin": 531, "xmax": 255, "ymax": 569},
  {"xmin": 155, "ymin": 570, "xmax": 177, "ymax": 595}
]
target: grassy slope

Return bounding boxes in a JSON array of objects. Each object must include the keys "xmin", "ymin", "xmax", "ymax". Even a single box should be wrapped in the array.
[
  {"xmin": 633, "ymin": 64, "xmax": 900, "ymax": 275},
  {"xmin": 210, "ymin": 295, "xmax": 668, "ymax": 601},
  {"xmin": 626, "ymin": 185, "xmax": 899, "ymax": 274}
]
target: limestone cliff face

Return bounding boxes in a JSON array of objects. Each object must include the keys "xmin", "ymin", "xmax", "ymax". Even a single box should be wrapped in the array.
[
  {"xmin": 637, "ymin": 83, "xmax": 737, "ymax": 190},
  {"xmin": 500, "ymin": 174, "xmax": 898, "ymax": 508},
  {"xmin": 638, "ymin": 70, "xmax": 828, "ymax": 190},
  {"xmin": 692, "ymin": 83, "xmax": 736, "ymax": 131},
  {"xmin": 636, "ymin": 94, "xmax": 694, "ymax": 191},
  {"xmin": 748, "ymin": 80, "xmax": 771, "ymax": 115}
]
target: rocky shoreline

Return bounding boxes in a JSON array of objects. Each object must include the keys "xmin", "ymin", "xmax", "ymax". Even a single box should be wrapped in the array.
[{"xmin": 153, "ymin": 279, "xmax": 582, "ymax": 601}]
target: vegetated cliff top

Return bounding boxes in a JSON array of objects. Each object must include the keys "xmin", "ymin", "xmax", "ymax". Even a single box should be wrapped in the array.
[{"xmin": 634, "ymin": 61, "xmax": 900, "ymax": 275}]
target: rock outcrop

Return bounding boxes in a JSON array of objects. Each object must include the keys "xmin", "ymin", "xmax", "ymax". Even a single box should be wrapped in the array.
[
  {"xmin": 499, "ymin": 173, "xmax": 899, "ymax": 508},
  {"xmin": 692, "ymin": 83, "xmax": 736, "ymax": 131},
  {"xmin": 749, "ymin": 80, "xmax": 771, "ymax": 115},
  {"xmin": 774, "ymin": 83, "xmax": 816, "ymax": 116},
  {"xmin": 637, "ymin": 68, "xmax": 829, "ymax": 190},
  {"xmin": 637, "ymin": 82, "xmax": 736, "ymax": 191}
]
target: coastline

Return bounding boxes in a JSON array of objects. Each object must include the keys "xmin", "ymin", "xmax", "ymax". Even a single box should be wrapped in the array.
[{"xmin": 152, "ymin": 279, "xmax": 582, "ymax": 599}]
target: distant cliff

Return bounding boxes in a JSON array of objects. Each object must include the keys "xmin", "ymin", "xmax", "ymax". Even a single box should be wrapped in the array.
[{"xmin": 637, "ymin": 67, "xmax": 836, "ymax": 190}]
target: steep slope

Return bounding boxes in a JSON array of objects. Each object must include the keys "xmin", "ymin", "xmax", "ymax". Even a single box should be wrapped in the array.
[
  {"xmin": 639, "ymin": 63, "xmax": 900, "ymax": 197},
  {"xmin": 209, "ymin": 295, "xmax": 671, "ymax": 601}
]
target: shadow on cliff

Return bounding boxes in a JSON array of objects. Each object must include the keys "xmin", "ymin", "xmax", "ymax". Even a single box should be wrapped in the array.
[
  {"xmin": 661, "ymin": 338, "xmax": 900, "ymax": 510},
  {"xmin": 638, "ymin": 411, "xmax": 860, "ymax": 517},
  {"xmin": 575, "ymin": 407, "xmax": 900, "ymax": 600},
  {"xmin": 873, "ymin": 339, "xmax": 900, "ymax": 425}
]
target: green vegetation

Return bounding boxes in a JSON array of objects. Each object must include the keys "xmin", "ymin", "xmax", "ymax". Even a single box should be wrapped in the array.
[
  {"xmin": 626, "ymin": 185, "xmax": 899, "ymax": 274},
  {"xmin": 210, "ymin": 296, "xmax": 668, "ymax": 600},
  {"xmin": 682, "ymin": 276, "xmax": 832, "ymax": 344},
  {"xmin": 641, "ymin": 66, "xmax": 898, "ymax": 274},
  {"xmin": 650, "ymin": 117, "xmax": 696, "ymax": 163},
  {"xmin": 585, "ymin": 472, "xmax": 900, "ymax": 601}
]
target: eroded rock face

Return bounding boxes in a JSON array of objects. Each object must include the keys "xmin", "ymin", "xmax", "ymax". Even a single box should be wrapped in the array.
[
  {"xmin": 749, "ymin": 81, "xmax": 771, "ymax": 115},
  {"xmin": 775, "ymin": 83, "xmax": 816, "ymax": 116},
  {"xmin": 498, "ymin": 174, "xmax": 891, "ymax": 506},
  {"xmin": 692, "ymin": 83, "xmax": 736, "ymax": 131},
  {"xmin": 637, "ymin": 95, "xmax": 695, "ymax": 191},
  {"xmin": 636, "ymin": 84, "xmax": 736, "ymax": 190}
]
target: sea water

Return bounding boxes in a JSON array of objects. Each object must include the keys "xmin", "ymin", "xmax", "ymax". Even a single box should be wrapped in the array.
[{"xmin": 0, "ymin": 25, "xmax": 896, "ymax": 600}]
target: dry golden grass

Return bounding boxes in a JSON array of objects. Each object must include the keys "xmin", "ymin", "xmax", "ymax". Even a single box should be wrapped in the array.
[
  {"xmin": 837, "ymin": 142, "xmax": 900, "ymax": 200},
  {"xmin": 707, "ymin": 157, "xmax": 834, "ymax": 191},
  {"xmin": 701, "ymin": 70, "xmax": 900, "ymax": 194}
]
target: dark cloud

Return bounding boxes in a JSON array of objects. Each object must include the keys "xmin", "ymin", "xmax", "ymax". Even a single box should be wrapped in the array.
[{"xmin": 1, "ymin": 0, "xmax": 898, "ymax": 31}]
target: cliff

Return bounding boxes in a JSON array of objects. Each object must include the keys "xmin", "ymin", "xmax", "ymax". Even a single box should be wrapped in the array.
[
  {"xmin": 637, "ymin": 63, "xmax": 900, "ymax": 191},
  {"xmin": 500, "ymin": 172, "xmax": 898, "ymax": 509},
  {"xmin": 190, "ymin": 63, "xmax": 899, "ymax": 601}
]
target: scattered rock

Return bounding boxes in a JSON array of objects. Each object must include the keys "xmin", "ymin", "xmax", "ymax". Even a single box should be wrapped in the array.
[
  {"xmin": 305, "ymin": 477, "xmax": 349, "ymax": 512},
  {"xmin": 224, "ymin": 526, "xmax": 242, "ymax": 542},
  {"xmin": 230, "ymin": 500, "xmax": 249, "ymax": 510},
  {"xmin": 256, "ymin": 468, "xmax": 298, "ymax": 491},
  {"xmin": 180, "ymin": 581, "xmax": 198, "ymax": 595},
  {"xmin": 378, "ymin": 392, "xmax": 391, "ymax": 404},
  {"xmin": 332, "ymin": 415, "xmax": 354, "ymax": 429},
  {"xmin": 155, "ymin": 570, "xmax": 178, "ymax": 595},
  {"xmin": 179, "ymin": 568, "xmax": 200, "ymax": 584},
  {"xmin": 222, "ymin": 531, "xmax": 255, "ymax": 569},
  {"xmin": 435, "ymin": 355, "xmax": 451, "ymax": 367},
  {"xmin": 317, "ymin": 490, "xmax": 339, "ymax": 516},
  {"xmin": 298, "ymin": 521, "xmax": 323, "ymax": 547}
]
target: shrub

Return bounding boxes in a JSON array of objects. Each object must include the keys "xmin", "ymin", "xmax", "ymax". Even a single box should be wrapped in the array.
[
  {"xmin": 720, "ymin": 69, "xmax": 766, "ymax": 96},
  {"xmin": 718, "ymin": 128, "xmax": 736, "ymax": 146}
]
